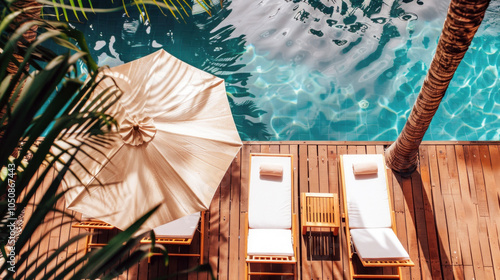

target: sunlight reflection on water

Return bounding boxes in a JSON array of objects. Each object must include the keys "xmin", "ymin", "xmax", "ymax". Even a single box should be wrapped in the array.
[
  {"xmin": 220, "ymin": 0, "xmax": 500, "ymax": 141},
  {"xmin": 76, "ymin": 0, "xmax": 500, "ymax": 141}
]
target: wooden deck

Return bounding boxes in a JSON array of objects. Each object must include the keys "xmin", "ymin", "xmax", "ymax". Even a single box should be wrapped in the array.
[{"xmin": 21, "ymin": 141, "xmax": 500, "ymax": 279}]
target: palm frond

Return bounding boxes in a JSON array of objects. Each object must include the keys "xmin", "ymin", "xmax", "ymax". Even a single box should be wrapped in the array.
[
  {"xmin": 0, "ymin": 3, "xmax": 155, "ymax": 279},
  {"xmin": 37, "ymin": 0, "xmax": 216, "ymax": 23}
]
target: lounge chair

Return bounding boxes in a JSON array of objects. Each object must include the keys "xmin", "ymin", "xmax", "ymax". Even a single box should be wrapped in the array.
[
  {"xmin": 245, "ymin": 153, "xmax": 297, "ymax": 279},
  {"xmin": 140, "ymin": 211, "xmax": 205, "ymax": 264},
  {"xmin": 339, "ymin": 154, "xmax": 414, "ymax": 279},
  {"xmin": 72, "ymin": 215, "xmax": 115, "ymax": 253}
]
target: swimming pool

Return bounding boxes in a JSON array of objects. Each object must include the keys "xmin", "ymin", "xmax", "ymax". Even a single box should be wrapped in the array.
[{"xmin": 72, "ymin": 0, "xmax": 500, "ymax": 141}]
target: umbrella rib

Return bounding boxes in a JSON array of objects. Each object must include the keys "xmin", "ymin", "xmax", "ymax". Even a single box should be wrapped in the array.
[
  {"xmin": 85, "ymin": 143, "xmax": 126, "ymax": 187},
  {"xmin": 148, "ymin": 141, "xmax": 212, "ymax": 210}
]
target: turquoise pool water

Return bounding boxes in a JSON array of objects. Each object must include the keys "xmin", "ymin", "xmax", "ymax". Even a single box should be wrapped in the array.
[{"xmin": 71, "ymin": 0, "xmax": 500, "ymax": 141}]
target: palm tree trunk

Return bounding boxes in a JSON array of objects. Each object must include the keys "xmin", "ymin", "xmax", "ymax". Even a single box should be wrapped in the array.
[{"xmin": 385, "ymin": 0, "xmax": 490, "ymax": 174}]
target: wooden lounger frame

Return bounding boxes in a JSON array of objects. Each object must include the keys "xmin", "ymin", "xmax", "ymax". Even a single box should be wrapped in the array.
[
  {"xmin": 339, "ymin": 154, "xmax": 414, "ymax": 280},
  {"xmin": 140, "ymin": 211, "xmax": 206, "ymax": 264},
  {"xmin": 72, "ymin": 219, "xmax": 115, "ymax": 253},
  {"xmin": 245, "ymin": 153, "xmax": 297, "ymax": 280}
]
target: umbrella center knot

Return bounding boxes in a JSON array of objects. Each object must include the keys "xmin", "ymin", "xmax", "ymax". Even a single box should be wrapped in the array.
[{"xmin": 119, "ymin": 117, "xmax": 156, "ymax": 146}]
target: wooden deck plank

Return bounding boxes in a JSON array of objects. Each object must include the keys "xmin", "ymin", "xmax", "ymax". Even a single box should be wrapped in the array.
[
  {"xmin": 269, "ymin": 144, "xmax": 280, "ymax": 154},
  {"xmin": 318, "ymin": 145, "xmax": 329, "ymax": 192},
  {"xmin": 336, "ymin": 145, "xmax": 349, "ymax": 279},
  {"xmin": 228, "ymin": 150, "xmax": 241, "ymax": 280},
  {"xmin": 487, "ymin": 222, "xmax": 500, "ymax": 279},
  {"xmin": 365, "ymin": 145, "xmax": 376, "ymax": 154},
  {"xmin": 411, "ymin": 170, "xmax": 432, "ymax": 279},
  {"xmin": 464, "ymin": 209, "xmax": 486, "ymax": 280},
  {"xmin": 402, "ymin": 174, "xmax": 420, "ymax": 280},
  {"xmin": 289, "ymin": 144, "xmax": 300, "ymax": 280},
  {"xmin": 135, "ymin": 254, "xmax": 148, "ymax": 280},
  {"xmin": 327, "ymin": 146, "xmax": 339, "ymax": 196},
  {"xmin": 236, "ymin": 146, "xmax": 250, "ymax": 280},
  {"xmin": 463, "ymin": 145, "xmax": 478, "ymax": 204},
  {"xmin": 260, "ymin": 144, "xmax": 270, "ymax": 154},
  {"xmin": 240, "ymin": 144, "xmax": 253, "ymax": 214},
  {"xmin": 463, "ymin": 265, "xmax": 475, "ymax": 279},
  {"xmin": 217, "ymin": 168, "xmax": 231, "ymax": 280},
  {"xmin": 208, "ymin": 181, "xmax": 221, "ymax": 278},
  {"xmin": 478, "ymin": 216, "xmax": 493, "ymax": 268},
  {"xmin": 466, "ymin": 146, "xmax": 494, "ymax": 278},
  {"xmin": 347, "ymin": 145, "xmax": 356, "ymax": 155},
  {"xmin": 327, "ymin": 145, "xmax": 343, "ymax": 280},
  {"xmin": 436, "ymin": 145, "xmax": 451, "ymax": 195},
  {"xmin": 455, "ymin": 145, "xmax": 472, "ymax": 198},
  {"xmin": 17, "ymin": 168, "xmax": 42, "ymax": 280},
  {"xmin": 21, "ymin": 142, "xmax": 500, "ymax": 280},
  {"xmin": 469, "ymin": 145, "xmax": 489, "ymax": 217},
  {"xmin": 167, "ymin": 243, "xmax": 179, "ymax": 279},
  {"xmin": 443, "ymin": 191, "xmax": 462, "ymax": 275},
  {"xmin": 308, "ymin": 145, "xmax": 319, "ymax": 192},
  {"xmin": 453, "ymin": 145, "xmax": 473, "ymax": 267},
  {"xmin": 392, "ymin": 173, "xmax": 410, "ymax": 279},
  {"xmin": 418, "ymin": 145, "xmax": 443, "ymax": 280},
  {"xmin": 443, "ymin": 145, "xmax": 465, "ymax": 274},
  {"xmin": 298, "ymin": 144, "xmax": 311, "ymax": 279},
  {"xmin": 489, "ymin": 144, "xmax": 500, "ymax": 234},
  {"xmin": 485, "ymin": 266, "xmax": 496, "ymax": 280},
  {"xmin": 280, "ymin": 144, "xmax": 290, "ymax": 154},
  {"xmin": 62, "ymin": 210, "xmax": 84, "ymax": 277},
  {"xmin": 307, "ymin": 145, "xmax": 323, "ymax": 280},
  {"xmin": 74, "ymin": 214, "xmax": 90, "ymax": 277},
  {"xmin": 316, "ymin": 145, "xmax": 334, "ymax": 280},
  {"xmin": 384, "ymin": 146, "xmax": 407, "ymax": 279},
  {"xmin": 452, "ymin": 194, "xmax": 473, "ymax": 268},
  {"xmin": 427, "ymin": 146, "xmax": 452, "ymax": 269},
  {"xmin": 479, "ymin": 145, "xmax": 500, "ymax": 225},
  {"xmin": 488, "ymin": 145, "xmax": 500, "ymax": 279},
  {"xmin": 436, "ymin": 145, "xmax": 461, "ymax": 268},
  {"xmin": 445, "ymin": 145, "xmax": 461, "ymax": 199},
  {"xmin": 460, "ymin": 147, "xmax": 487, "ymax": 280},
  {"xmin": 54, "ymin": 199, "xmax": 72, "ymax": 278},
  {"xmin": 186, "ymin": 218, "xmax": 200, "ymax": 280},
  {"xmin": 489, "ymin": 145, "xmax": 500, "ymax": 201},
  {"xmin": 32, "ymin": 167, "xmax": 57, "ymax": 279},
  {"xmin": 148, "ymin": 256, "xmax": 160, "ymax": 280},
  {"xmin": 288, "ymin": 144, "xmax": 299, "ymax": 216}
]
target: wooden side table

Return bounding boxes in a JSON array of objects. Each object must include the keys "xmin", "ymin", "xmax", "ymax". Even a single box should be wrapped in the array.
[{"xmin": 300, "ymin": 192, "xmax": 340, "ymax": 236}]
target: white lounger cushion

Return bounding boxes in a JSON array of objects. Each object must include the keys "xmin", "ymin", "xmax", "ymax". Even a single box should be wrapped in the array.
[
  {"xmin": 247, "ymin": 229, "xmax": 294, "ymax": 256},
  {"xmin": 350, "ymin": 228, "xmax": 410, "ymax": 261},
  {"xmin": 248, "ymin": 155, "xmax": 292, "ymax": 229},
  {"xmin": 342, "ymin": 154, "xmax": 392, "ymax": 228},
  {"xmin": 153, "ymin": 212, "xmax": 200, "ymax": 239}
]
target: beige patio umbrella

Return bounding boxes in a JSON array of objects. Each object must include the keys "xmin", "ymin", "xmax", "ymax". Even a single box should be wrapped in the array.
[{"xmin": 60, "ymin": 49, "xmax": 242, "ymax": 232}]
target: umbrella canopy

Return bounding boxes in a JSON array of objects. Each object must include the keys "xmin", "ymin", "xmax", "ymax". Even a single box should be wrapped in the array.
[{"xmin": 60, "ymin": 49, "xmax": 242, "ymax": 232}]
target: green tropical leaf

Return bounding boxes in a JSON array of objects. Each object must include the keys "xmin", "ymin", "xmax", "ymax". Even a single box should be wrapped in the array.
[{"xmin": 37, "ymin": 0, "xmax": 216, "ymax": 22}]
